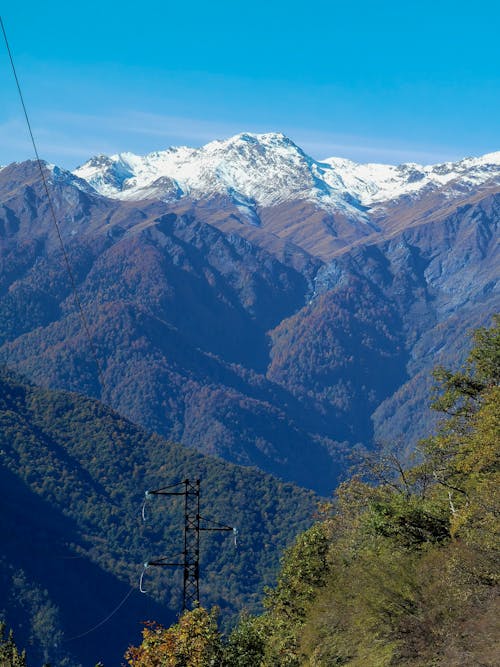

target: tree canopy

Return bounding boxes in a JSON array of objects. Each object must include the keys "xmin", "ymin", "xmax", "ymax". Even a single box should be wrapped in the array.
[{"xmin": 127, "ymin": 315, "xmax": 499, "ymax": 666}]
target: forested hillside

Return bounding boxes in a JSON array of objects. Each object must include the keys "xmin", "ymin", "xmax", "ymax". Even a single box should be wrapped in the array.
[
  {"xmin": 0, "ymin": 369, "xmax": 318, "ymax": 666},
  {"xmin": 0, "ymin": 158, "xmax": 497, "ymax": 493},
  {"xmin": 226, "ymin": 316, "xmax": 499, "ymax": 665},
  {"xmin": 125, "ymin": 316, "xmax": 499, "ymax": 666}
]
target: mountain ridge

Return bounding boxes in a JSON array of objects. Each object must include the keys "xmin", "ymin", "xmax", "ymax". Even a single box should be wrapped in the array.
[
  {"xmin": 73, "ymin": 132, "xmax": 500, "ymax": 215},
  {"xmin": 0, "ymin": 151, "xmax": 498, "ymax": 494}
]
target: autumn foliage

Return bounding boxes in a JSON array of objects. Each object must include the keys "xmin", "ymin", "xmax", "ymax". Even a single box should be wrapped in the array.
[
  {"xmin": 125, "ymin": 316, "xmax": 499, "ymax": 666},
  {"xmin": 125, "ymin": 608, "xmax": 222, "ymax": 667}
]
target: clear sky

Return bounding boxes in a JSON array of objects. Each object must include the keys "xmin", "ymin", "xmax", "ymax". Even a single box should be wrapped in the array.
[{"xmin": 0, "ymin": 0, "xmax": 498, "ymax": 168}]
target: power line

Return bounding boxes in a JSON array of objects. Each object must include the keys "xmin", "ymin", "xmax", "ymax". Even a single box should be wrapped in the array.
[
  {"xmin": 64, "ymin": 587, "xmax": 135, "ymax": 642},
  {"xmin": 0, "ymin": 15, "xmax": 107, "ymax": 393},
  {"xmin": 1, "ymin": 13, "xmax": 156, "ymax": 645},
  {"xmin": 141, "ymin": 479, "xmax": 237, "ymax": 611}
]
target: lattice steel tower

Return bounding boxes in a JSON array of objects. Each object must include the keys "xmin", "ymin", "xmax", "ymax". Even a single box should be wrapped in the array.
[{"xmin": 140, "ymin": 478, "xmax": 236, "ymax": 611}]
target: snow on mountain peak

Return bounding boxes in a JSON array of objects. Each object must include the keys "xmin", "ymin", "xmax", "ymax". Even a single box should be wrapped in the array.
[
  {"xmin": 322, "ymin": 149, "xmax": 500, "ymax": 205},
  {"xmin": 73, "ymin": 135, "xmax": 500, "ymax": 217},
  {"xmin": 74, "ymin": 132, "xmax": 364, "ymax": 220}
]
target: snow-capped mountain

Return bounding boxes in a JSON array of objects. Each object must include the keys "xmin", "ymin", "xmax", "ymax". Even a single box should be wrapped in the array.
[
  {"xmin": 323, "ymin": 151, "xmax": 500, "ymax": 205},
  {"xmin": 74, "ymin": 132, "xmax": 363, "ymax": 220},
  {"xmin": 74, "ymin": 133, "xmax": 500, "ymax": 217},
  {"xmin": 1, "ymin": 152, "xmax": 498, "ymax": 495}
]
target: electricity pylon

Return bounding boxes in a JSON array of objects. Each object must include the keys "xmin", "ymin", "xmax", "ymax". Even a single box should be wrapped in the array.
[{"xmin": 140, "ymin": 478, "xmax": 237, "ymax": 610}]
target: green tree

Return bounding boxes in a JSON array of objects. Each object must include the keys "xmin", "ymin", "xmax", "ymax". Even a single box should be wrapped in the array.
[
  {"xmin": 0, "ymin": 623, "xmax": 27, "ymax": 667},
  {"xmin": 223, "ymin": 613, "xmax": 267, "ymax": 667},
  {"xmin": 241, "ymin": 315, "xmax": 500, "ymax": 666},
  {"xmin": 422, "ymin": 315, "xmax": 500, "ymax": 566},
  {"xmin": 258, "ymin": 522, "xmax": 330, "ymax": 666},
  {"xmin": 125, "ymin": 316, "xmax": 500, "ymax": 666}
]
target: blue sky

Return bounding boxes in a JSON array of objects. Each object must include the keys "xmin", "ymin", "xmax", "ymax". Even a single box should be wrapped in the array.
[{"xmin": 0, "ymin": 0, "xmax": 499, "ymax": 167}]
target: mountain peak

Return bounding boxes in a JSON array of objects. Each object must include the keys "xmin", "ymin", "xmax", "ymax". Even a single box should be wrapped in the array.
[
  {"xmin": 73, "ymin": 135, "xmax": 500, "ymax": 213},
  {"xmin": 218, "ymin": 131, "xmax": 295, "ymax": 145},
  {"xmin": 74, "ymin": 131, "xmax": 363, "ymax": 217},
  {"xmin": 201, "ymin": 131, "xmax": 305, "ymax": 158}
]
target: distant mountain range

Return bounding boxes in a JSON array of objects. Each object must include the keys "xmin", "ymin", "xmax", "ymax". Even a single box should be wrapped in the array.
[
  {"xmin": 0, "ymin": 134, "xmax": 498, "ymax": 493},
  {"xmin": 74, "ymin": 132, "xmax": 500, "ymax": 216}
]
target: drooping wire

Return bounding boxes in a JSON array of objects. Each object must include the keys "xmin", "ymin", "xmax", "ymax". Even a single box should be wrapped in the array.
[
  {"xmin": 141, "ymin": 491, "xmax": 150, "ymax": 522},
  {"xmin": 141, "ymin": 482, "xmax": 186, "ymax": 521},
  {"xmin": 64, "ymin": 586, "xmax": 135, "ymax": 641},
  {"xmin": 139, "ymin": 555, "xmax": 185, "ymax": 593},
  {"xmin": 1, "ymin": 20, "xmax": 166, "ymax": 634},
  {"xmin": 0, "ymin": 15, "xmax": 107, "ymax": 393},
  {"xmin": 139, "ymin": 564, "xmax": 149, "ymax": 593}
]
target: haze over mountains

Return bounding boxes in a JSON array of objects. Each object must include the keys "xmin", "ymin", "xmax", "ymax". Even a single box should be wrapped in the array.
[{"xmin": 1, "ymin": 133, "xmax": 498, "ymax": 493}]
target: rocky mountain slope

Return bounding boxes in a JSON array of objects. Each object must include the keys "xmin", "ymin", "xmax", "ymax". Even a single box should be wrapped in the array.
[
  {"xmin": 74, "ymin": 133, "xmax": 365, "ymax": 216},
  {"xmin": 0, "ymin": 136, "xmax": 498, "ymax": 493},
  {"xmin": 74, "ymin": 132, "xmax": 500, "ymax": 212},
  {"xmin": 73, "ymin": 133, "xmax": 500, "ymax": 260}
]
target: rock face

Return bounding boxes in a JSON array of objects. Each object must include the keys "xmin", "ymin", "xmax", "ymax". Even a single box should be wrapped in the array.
[
  {"xmin": 1, "ymin": 137, "xmax": 499, "ymax": 492},
  {"xmin": 74, "ymin": 132, "xmax": 500, "ymax": 212}
]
